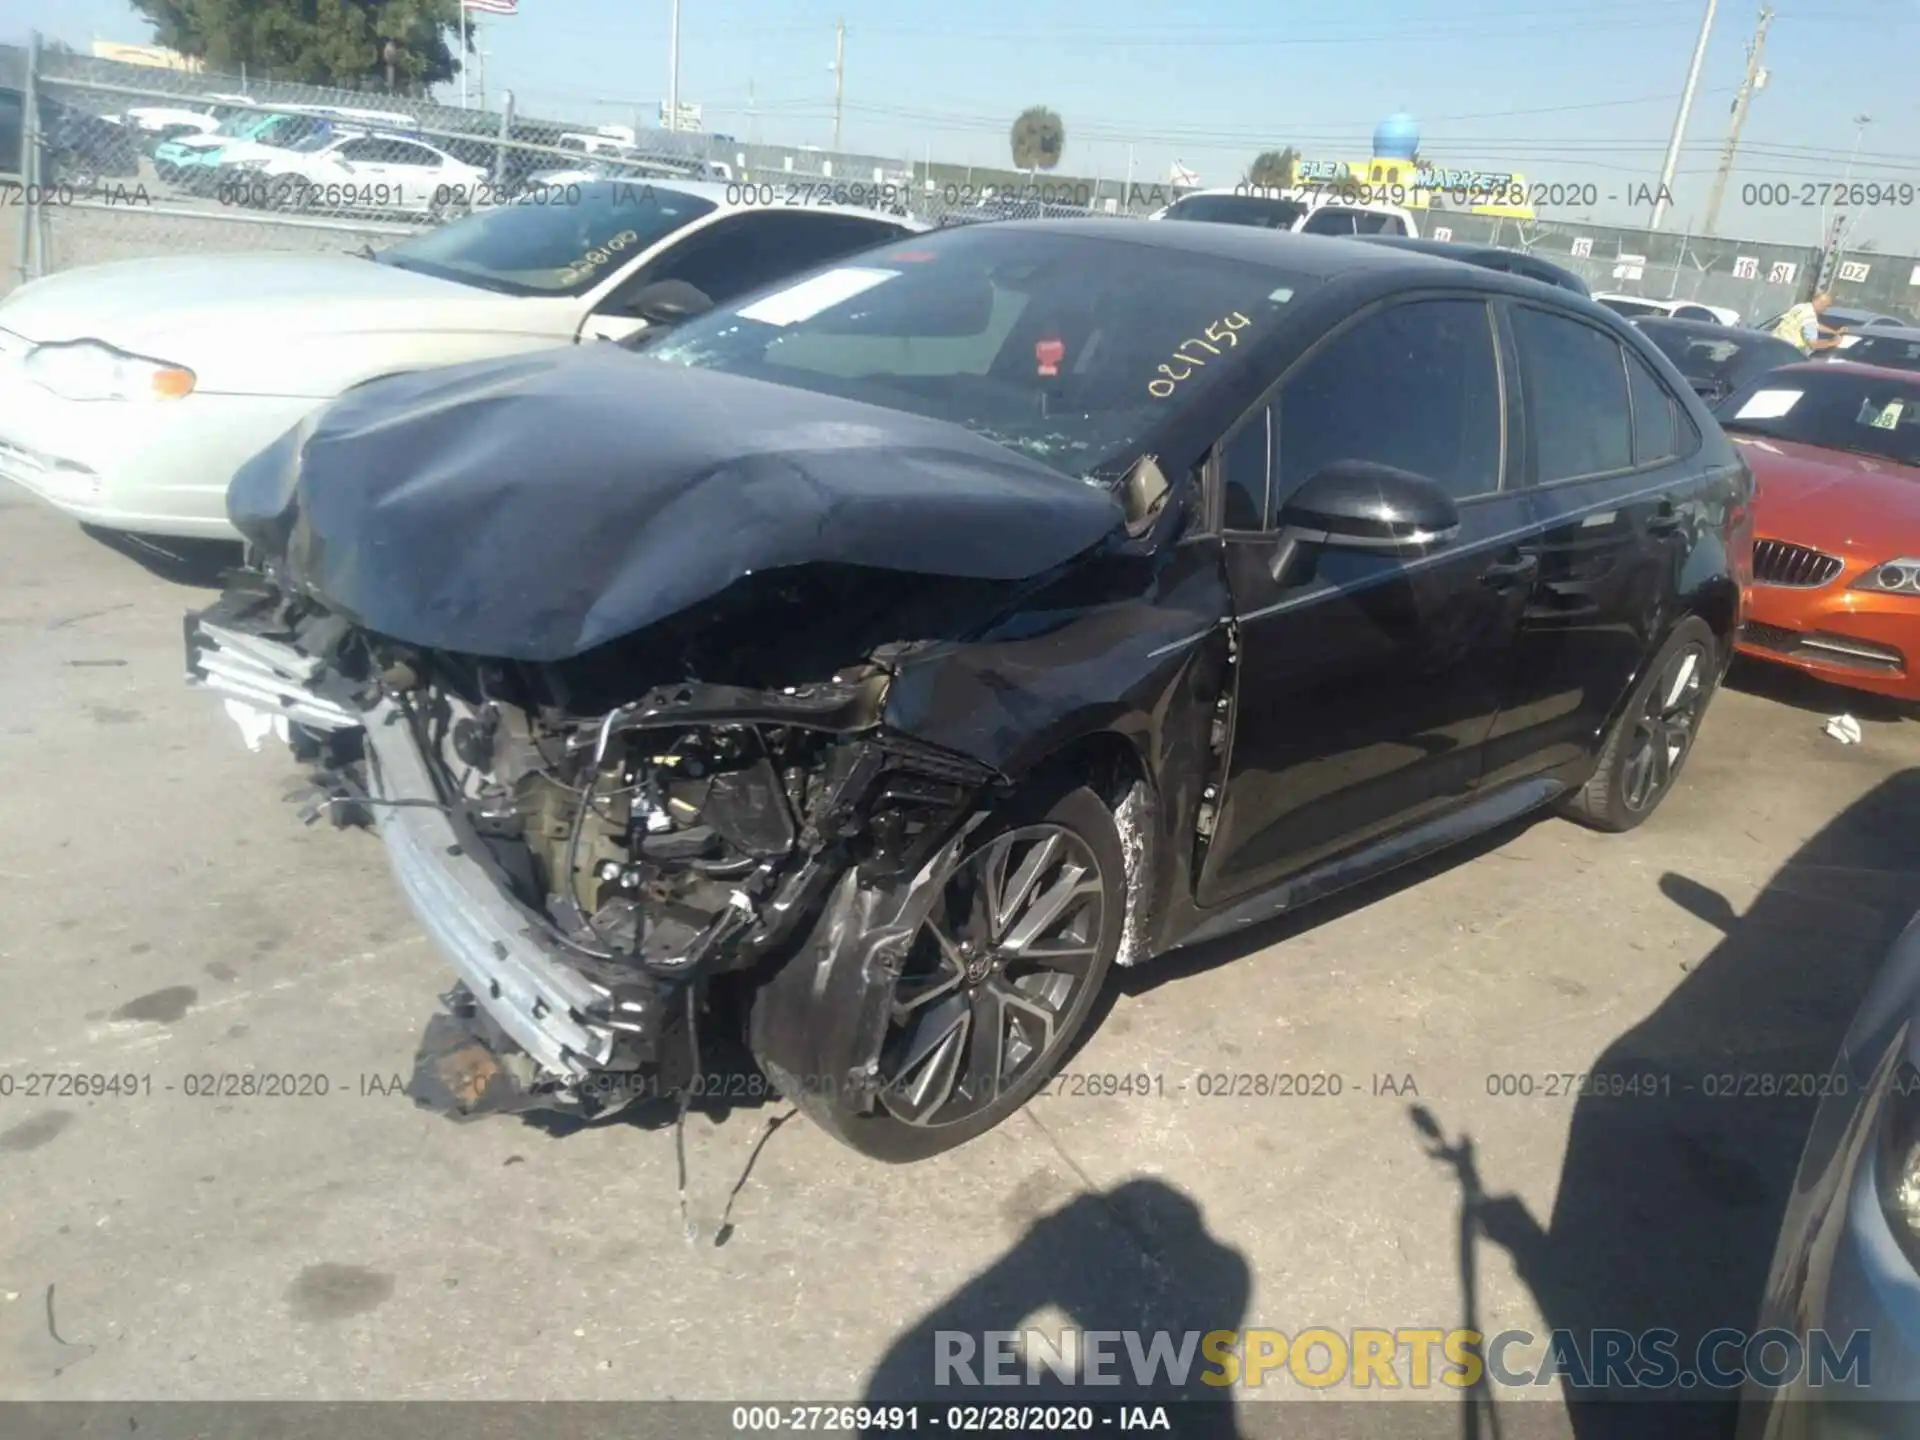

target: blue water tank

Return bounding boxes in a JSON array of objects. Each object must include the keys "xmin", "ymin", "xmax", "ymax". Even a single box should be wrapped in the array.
[{"xmin": 1373, "ymin": 112, "xmax": 1421, "ymax": 160}]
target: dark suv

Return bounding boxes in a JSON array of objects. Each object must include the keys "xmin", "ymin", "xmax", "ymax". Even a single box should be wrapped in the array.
[{"xmin": 186, "ymin": 223, "xmax": 1752, "ymax": 1162}]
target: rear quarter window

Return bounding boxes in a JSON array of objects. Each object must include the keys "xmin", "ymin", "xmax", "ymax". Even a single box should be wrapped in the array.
[{"xmin": 1510, "ymin": 304, "xmax": 1635, "ymax": 481}]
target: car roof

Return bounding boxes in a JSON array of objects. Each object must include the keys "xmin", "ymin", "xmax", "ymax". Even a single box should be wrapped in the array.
[
  {"xmin": 1764, "ymin": 359, "xmax": 1920, "ymax": 385},
  {"xmin": 974, "ymin": 219, "xmax": 1617, "ymax": 303},
  {"xmin": 1824, "ymin": 305, "xmax": 1895, "ymax": 323},
  {"xmin": 1350, "ymin": 235, "xmax": 1588, "ymax": 289},
  {"xmin": 1634, "ymin": 316, "xmax": 1779, "ymax": 339},
  {"xmin": 1839, "ymin": 322, "xmax": 1920, "ymax": 341}
]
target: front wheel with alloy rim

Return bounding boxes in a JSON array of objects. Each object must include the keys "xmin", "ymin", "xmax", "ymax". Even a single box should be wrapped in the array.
[
  {"xmin": 1563, "ymin": 615, "xmax": 1721, "ymax": 833},
  {"xmin": 748, "ymin": 781, "xmax": 1122, "ymax": 1162}
]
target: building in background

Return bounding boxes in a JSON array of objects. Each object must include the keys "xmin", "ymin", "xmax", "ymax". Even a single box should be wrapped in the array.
[
  {"xmin": 90, "ymin": 40, "xmax": 203, "ymax": 72},
  {"xmin": 1290, "ymin": 112, "xmax": 1536, "ymax": 221}
]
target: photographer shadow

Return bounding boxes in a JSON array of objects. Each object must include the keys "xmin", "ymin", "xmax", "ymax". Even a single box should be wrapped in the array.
[
  {"xmin": 859, "ymin": 1177, "xmax": 1251, "ymax": 1437},
  {"xmin": 1411, "ymin": 769, "xmax": 1920, "ymax": 1440}
]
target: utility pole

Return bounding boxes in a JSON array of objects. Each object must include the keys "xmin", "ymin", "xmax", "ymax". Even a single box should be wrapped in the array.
[
  {"xmin": 667, "ymin": 0, "xmax": 681, "ymax": 132},
  {"xmin": 1650, "ymin": 0, "xmax": 1718, "ymax": 230},
  {"xmin": 832, "ymin": 17, "xmax": 846, "ymax": 152},
  {"xmin": 1701, "ymin": 5, "xmax": 1771, "ymax": 235},
  {"xmin": 1823, "ymin": 113, "xmax": 1873, "ymax": 248}
]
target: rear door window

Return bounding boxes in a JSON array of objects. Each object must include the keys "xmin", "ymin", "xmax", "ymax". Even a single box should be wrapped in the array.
[{"xmin": 1625, "ymin": 348, "xmax": 1681, "ymax": 464}]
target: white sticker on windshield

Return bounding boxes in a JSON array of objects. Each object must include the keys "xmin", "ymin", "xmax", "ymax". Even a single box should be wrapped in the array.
[
  {"xmin": 1837, "ymin": 334, "xmax": 1863, "ymax": 349},
  {"xmin": 738, "ymin": 267, "xmax": 897, "ymax": 327},
  {"xmin": 1735, "ymin": 389, "xmax": 1802, "ymax": 420}
]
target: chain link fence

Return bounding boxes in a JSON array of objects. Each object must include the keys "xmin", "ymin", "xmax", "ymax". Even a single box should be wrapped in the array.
[
  {"xmin": 5, "ymin": 41, "xmax": 1190, "ymax": 287},
  {"xmin": 8, "ymin": 37, "xmax": 1920, "ymax": 325}
]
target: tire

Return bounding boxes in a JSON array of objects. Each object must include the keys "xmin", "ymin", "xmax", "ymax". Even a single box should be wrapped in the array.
[
  {"xmin": 748, "ymin": 779, "xmax": 1123, "ymax": 1162},
  {"xmin": 1562, "ymin": 615, "xmax": 1721, "ymax": 833}
]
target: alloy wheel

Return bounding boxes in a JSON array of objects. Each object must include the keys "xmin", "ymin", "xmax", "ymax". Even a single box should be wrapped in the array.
[
  {"xmin": 877, "ymin": 824, "xmax": 1108, "ymax": 1128},
  {"xmin": 1621, "ymin": 640, "xmax": 1710, "ymax": 812}
]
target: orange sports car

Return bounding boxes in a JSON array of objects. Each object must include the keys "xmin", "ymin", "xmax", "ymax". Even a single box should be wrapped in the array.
[{"xmin": 1718, "ymin": 359, "xmax": 1920, "ymax": 701}]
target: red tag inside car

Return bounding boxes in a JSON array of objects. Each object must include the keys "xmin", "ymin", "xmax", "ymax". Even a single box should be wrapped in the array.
[{"xmin": 1036, "ymin": 337, "xmax": 1065, "ymax": 376}]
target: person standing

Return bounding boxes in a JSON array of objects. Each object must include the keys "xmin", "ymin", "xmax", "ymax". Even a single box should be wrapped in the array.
[{"xmin": 1772, "ymin": 292, "xmax": 1844, "ymax": 355}]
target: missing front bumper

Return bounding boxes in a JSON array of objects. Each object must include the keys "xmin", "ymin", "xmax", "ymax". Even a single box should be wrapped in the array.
[{"xmin": 185, "ymin": 611, "xmax": 664, "ymax": 1088}]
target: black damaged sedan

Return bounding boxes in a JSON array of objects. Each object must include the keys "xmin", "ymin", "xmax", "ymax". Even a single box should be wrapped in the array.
[{"xmin": 187, "ymin": 221, "xmax": 1753, "ymax": 1160}]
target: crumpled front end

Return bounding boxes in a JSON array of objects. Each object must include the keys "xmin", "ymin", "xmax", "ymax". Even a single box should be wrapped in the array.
[{"xmin": 185, "ymin": 572, "xmax": 1000, "ymax": 1119}]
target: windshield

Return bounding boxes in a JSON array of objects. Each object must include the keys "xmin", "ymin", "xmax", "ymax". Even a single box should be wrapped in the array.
[
  {"xmin": 1638, "ymin": 321, "xmax": 1798, "ymax": 389},
  {"xmin": 286, "ymin": 125, "xmax": 344, "ymax": 154},
  {"xmin": 1843, "ymin": 334, "xmax": 1920, "ymax": 372},
  {"xmin": 642, "ymin": 225, "xmax": 1312, "ymax": 477},
  {"xmin": 377, "ymin": 182, "xmax": 718, "ymax": 296},
  {"xmin": 1718, "ymin": 369, "xmax": 1920, "ymax": 467},
  {"xmin": 258, "ymin": 113, "xmax": 333, "ymax": 149},
  {"xmin": 1162, "ymin": 194, "xmax": 1306, "ymax": 229},
  {"xmin": 210, "ymin": 111, "xmax": 274, "ymax": 139}
]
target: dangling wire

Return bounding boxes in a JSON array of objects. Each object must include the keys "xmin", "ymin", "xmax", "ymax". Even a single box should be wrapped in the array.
[{"xmin": 672, "ymin": 983, "xmax": 703, "ymax": 1245}]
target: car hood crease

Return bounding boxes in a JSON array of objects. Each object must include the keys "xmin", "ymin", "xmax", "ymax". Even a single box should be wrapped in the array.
[{"xmin": 228, "ymin": 345, "xmax": 1127, "ymax": 662}]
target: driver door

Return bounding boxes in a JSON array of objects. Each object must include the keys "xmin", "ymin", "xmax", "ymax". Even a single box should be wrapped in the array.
[
  {"xmin": 577, "ymin": 210, "xmax": 914, "ymax": 343},
  {"xmin": 1196, "ymin": 295, "xmax": 1536, "ymax": 907}
]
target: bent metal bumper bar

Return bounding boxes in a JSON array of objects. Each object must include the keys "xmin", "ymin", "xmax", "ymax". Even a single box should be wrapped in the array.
[{"xmin": 185, "ymin": 617, "xmax": 619, "ymax": 1081}]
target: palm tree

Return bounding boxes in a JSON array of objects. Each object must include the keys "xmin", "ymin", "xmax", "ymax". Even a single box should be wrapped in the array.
[
  {"xmin": 1010, "ymin": 106, "xmax": 1066, "ymax": 175},
  {"xmin": 1247, "ymin": 147, "xmax": 1297, "ymax": 189}
]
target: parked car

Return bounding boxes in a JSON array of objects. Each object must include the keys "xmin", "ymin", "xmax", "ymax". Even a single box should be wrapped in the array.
[
  {"xmin": 227, "ymin": 129, "xmax": 486, "ymax": 217},
  {"xmin": 1594, "ymin": 292, "xmax": 1742, "ymax": 326},
  {"xmin": 1755, "ymin": 304, "xmax": 1906, "ymax": 344},
  {"xmin": 182, "ymin": 223, "xmax": 1749, "ymax": 1160},
  {"xmin": 1633, "ymin": 316, "xmax": 1805, "ymax": 406},
  {"xmin": 0, "ymin": 180, "xmax": 922, "ymax": 538},
  {"xmin": 1151, "ymin": 186, "xmax": 1420, "ymax": 238},
  {"xmin": 0, "ymin": 87, "xmax": 141, "ymax": 188},
  {"xmin": 1739, "ymin": 903, "xmax": 1920, "ymax": 1431},
  {"xmin": 1716, "ymin": 360, "xmax": 1920, "ymax": 701},
  {"xmin": 1821, "ymin": 323, "xmax": 1920, "ymax": 372},
  {"xmin": 105, "ymin": 93, "xmax": 255, "ymax": 148},
  {"xmin": 1352, "ymin": 234, "xmax": 1589, "ymax": 295},
  {"xmin": 154, "ymin": 105, "xmax": 416, "ymax": 192}
]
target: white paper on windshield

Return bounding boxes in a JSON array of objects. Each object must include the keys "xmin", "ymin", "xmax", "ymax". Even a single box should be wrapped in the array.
[
  {"xmin": 738, "ymin": 267, "xmax": 897, "ymax": 327},
  {"xmin": 1837, "ymin": 334, "xmax": 1863, "ymax": 349},
  {"xmin": 1735, "ymin": 389, "xmax": 1802, "ymax": 420}
]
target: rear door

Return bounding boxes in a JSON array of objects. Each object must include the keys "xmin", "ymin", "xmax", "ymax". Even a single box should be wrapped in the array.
[{"xmin": 1480, "ymin": 302, "xmax": 1704, "ymax": 786}]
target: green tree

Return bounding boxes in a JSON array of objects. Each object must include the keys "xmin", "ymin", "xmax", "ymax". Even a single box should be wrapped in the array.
[
  {"xmin": 1009, "ymin": 106, "xmax": 1065, "ymax": 173},
  {"xmin": 1246, "ymin": 147, "xmax": 1297, "ymax": 189},
  {"xmin": 129, "ymin": 0, "xmax": 464, "ymax": 93}
]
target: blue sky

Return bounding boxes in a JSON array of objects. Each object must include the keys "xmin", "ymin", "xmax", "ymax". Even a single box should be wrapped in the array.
[{"xmin": 15, "ymin": 0, "xmax": 1920, "ymax": 248}]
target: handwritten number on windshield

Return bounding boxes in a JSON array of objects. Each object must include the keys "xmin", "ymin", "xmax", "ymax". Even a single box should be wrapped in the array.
[
  {"xmin": 558, "ymin": 228, "xmax": 641, "ymax": 287},
  {"xmin": 1150, "ymin": 311, "xmax": 1251, "ymax": 398}
]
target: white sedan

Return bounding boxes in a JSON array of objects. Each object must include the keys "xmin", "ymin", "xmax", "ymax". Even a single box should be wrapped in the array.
[
  {"xmin": 228, "ymin": 130, "xmax": 486, "ymax": 217},
  {"xmin": 1592, "ymin": 292, "xmax": 1742, "ymax": 326},
  {"xmin": 0, "ymin": 180, "xmax": 923, "ymax": 539}
]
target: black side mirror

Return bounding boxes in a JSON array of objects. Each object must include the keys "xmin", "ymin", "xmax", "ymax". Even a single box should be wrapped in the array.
[
  {"xmin": 1270, "ymin": 460, "xmax": 1460, "ymax": 582},
  {"xmin": 626, "ymin": 279, "xmax": 712, "ymax": 326}
]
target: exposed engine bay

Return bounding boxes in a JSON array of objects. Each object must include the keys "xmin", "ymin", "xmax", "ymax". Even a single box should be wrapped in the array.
[{"xmin": 189, "ymin": 570, "xmax": 1008, "ymax": 1120}]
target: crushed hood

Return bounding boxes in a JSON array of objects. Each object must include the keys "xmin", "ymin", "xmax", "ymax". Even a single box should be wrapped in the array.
[{"xmin": 228, "ymin": 345, "xmax": 1126, "ymax": 663}]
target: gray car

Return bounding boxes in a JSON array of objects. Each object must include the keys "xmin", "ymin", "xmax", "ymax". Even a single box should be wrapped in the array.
[{"xmin": 1740, "ymin": 905, "xmax": 1920, "ymax": 1436}]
